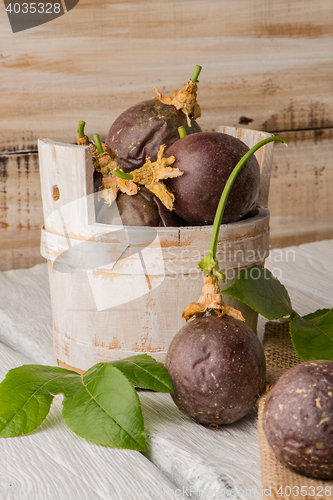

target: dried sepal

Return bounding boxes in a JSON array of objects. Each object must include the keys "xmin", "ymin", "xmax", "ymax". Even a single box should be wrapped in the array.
[
  {"xmin": 77, "ymin": 133, "xmax": 138, "ymax": 200},
  {"xmin": 153, "ymin": 80, "xmax": 201, "ymax": 127},
  {"xmin": 95, "ymin": 152, "xmax": 119, "ymax": 176},
  {"xmin": 144, "ymin": 181, "xmax": 175, "ymax": 212},
  {"xmin": 223, "ymin": 305, "xmax": 246, "ymax": 322},
  {"xmin": 101, "ymin": 172, "xmax": 138, "ymax": 205},
  {"xmin": 117, "ymin": 175, "xmax": 138, "ymax": 196},
  {"xmin": 98, "ymin": 157, "xmax": 138, "ymax": 201},
  {"xmin": 77, "ymin": 135, "xmax": 90, "ymax": 147},
  {"xmin": 100, "ymin": 175, "xmax": 119, "ymax": 205},
  {"xmin": 92, "ymin": 156, "xmax": 99, "ymax": 172},
  {"xmin": 77, "ymin": 135, "xmax": 116, "ymax": 170},
  {"xmin": 182, "ymin": 275, "xmax": 224, "ymax": 321},
  {"xmin": 266, "ymin": 383, "xmax": 273, "ymax": 393},
  {"xmin": 77, "ymin": 135, "xmax": 98, "ymax": 170},
  {"xmin": 131, "ymin": 144, "xmax": 183, "ymax": 210},
  {"xmin": 182, "ymin": 274, "xmax": 245, "ymax": 323},
  {"xmin": 101, "ymin": 143, "xmax": 117, "ymax": 159}
]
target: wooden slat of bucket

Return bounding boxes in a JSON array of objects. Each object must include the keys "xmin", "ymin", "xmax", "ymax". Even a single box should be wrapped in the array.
[{"xmin": 38, "ymin": 139, "xmax": 95, "ymax": 239}]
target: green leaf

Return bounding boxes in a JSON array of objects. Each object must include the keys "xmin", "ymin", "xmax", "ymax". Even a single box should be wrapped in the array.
[
  {"xmin": 0, "ymin": 365, "xmax": 77, "ymax": 438},
  {"xmin": 0, "ymin": 356, "xmax": 170, "ymax": 450},
  {"xmin": 290, "ymin": 308, "xmax": 333, "ymax": 361},
  {"xmin": 62, "ymin": 363, "xmax": 147, "ymax": 451},
  {"xmin": 215, "ymin": 268, "xmax": 226, "ymax": 282},
  {"xmin": 222, "ymin": 265, "xmax": 293, "ymax": 320},
  {"xmin": 109, "ymin": 354, "xmax": 173, "ymax": 393},
  {"xmin": 198, "ymin": 251, "xmax": 216, "ymax": 274},
  {"xmin": 302, "ymin": 308, "xmax": 331, "ymax": 320},
  {"xmin": 198, "ymin": 253, "xmax": 226, "ymax": 282}
]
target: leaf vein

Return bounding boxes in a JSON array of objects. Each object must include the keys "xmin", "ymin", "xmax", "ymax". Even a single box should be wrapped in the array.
[
  {"xmin": 125, "ymin": 361, "xmax": 166, "ymax": 385},
  {"xmin": 80, "ymin": 376, "xmax": 143, "ymax": 447},
  {"xmin": 0, "ymin": 373, "xmax": 68, "ymax": 434}
]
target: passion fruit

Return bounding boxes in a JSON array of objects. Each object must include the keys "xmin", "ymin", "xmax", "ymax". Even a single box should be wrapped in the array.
[
  {"xmin": 262, "ymin": 360, "xmax": 333, "ymax": 480},
  {"xmin": 96, "ymin": 187, "xmax": 185, "ymax": 227},
  {"xmin": 165, "ymin": 132, "xmax": 261, "ymax": 225},
  {"xmin": 165, "ymin": 315, "xmax": 266, "ymax": 425},
  {"xmin": 105, "ymin": 99, "xmax": 202, "ymax": 173}
]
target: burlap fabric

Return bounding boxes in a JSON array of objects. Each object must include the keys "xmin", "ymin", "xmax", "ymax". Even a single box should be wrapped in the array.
[{"xmin": 258, "ymin": 321, "xmax": 333, "ymax": 500}]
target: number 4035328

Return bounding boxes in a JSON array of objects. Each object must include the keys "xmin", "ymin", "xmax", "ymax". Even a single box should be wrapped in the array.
[
  {"xmin": 5, "ymin": 3, "xmax": 61, "ymax": 14},
  {"xmin": 276, "ymin": 485, "xmax": 332, "ymax": 496}
]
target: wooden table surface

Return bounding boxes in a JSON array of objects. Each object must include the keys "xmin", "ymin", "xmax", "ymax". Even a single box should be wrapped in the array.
[{"xmin": 0, "ymin": 239, "xmax": 332, "ymax": 500}]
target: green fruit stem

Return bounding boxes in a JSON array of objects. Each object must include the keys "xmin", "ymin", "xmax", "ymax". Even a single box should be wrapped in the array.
[
  {"xmin": 112, "ymin": 169, "xmax": 134, "ymax": 180},
  {"xmin": 93, "ymin": 134, "xmax": 104, "ymax": 155},
  {"xmin": 178, "ymin": 126, "xmax": 187, "ymax": 139},
  {"xmin": 78, "ymin": 121, "xmax": 86, "ymax": 139},
  {"xmin": 191, "ymin": 65, "xmax": 202, "ymax": 83},
  {"xmin": 198, "ymin": 135, "xmax": 288, "ymax": 280}
]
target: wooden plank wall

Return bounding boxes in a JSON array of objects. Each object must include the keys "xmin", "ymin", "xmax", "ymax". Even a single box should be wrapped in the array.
[{"xmin": 0, "ymin": 0, "xmax": 332, "ymax": 271}]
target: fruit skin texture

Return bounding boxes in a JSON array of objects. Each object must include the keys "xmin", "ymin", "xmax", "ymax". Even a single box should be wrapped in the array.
[
  {"xmin": 165, "ymin": 132, "xmax": 260, "ymax": 225},
  {"xmin": 96, "ymin": 187, "xmax": 185, "ymax": 227},
  {"xmin": 105, "ymin": 99, "xmax": 202, "ymax": 173},
  {"xmin": 262, "ymin": 360, "xmax": 333, "ymax": 480},
  {"xmin": 165, "ymin": 315, "xmax": 266, "ymax": 425}
]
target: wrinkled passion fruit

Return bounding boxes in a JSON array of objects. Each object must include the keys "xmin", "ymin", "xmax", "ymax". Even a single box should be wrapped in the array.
[
  {"xmin": 105, "ymin": 99, "xmax": 202, "ymax": 173},
  {"xmin": 262, "ymin": 360, "xmax": 333, "ymax": 480},
  {"xmin": 165, "ymin": 315, "xmax": 266, "ymax": 425}
]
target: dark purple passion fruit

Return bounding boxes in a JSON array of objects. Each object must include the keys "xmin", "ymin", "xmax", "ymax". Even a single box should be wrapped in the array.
[
  {"xmin": 96, "ymin": 187, "xmax": 185, "ymax": 227},
  {"xmin": 165, "ymin": 315, "xmax": 266, "ymax": 425},
  {"xmin": 165, "ymin": 132, "xmax": 261, "ymax": 225},
  {"xmin": 105, "ymin": 99, "xmax": 202, "ymax": 173},
  {"xmin": 262, "ymin": 360, "xmax": 333, "ymax": 480}
]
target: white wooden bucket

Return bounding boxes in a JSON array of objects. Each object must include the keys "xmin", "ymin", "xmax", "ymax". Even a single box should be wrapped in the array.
[{"xmin": 38, "ymin": 126, "xmax": 275, "ymax": 373}]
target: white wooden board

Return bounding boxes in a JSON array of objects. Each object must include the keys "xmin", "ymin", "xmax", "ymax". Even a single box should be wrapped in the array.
[
  {"xmin": 0, "ymin": 240, "xmax": 332, "ymax": 499},
  {"xmin": 1, "ymin": 0, "xmax": 332, "ymax": 151}
]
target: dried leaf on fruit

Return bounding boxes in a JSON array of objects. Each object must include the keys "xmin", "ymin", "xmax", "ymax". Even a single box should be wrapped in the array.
[
  {"xmin": 182, "ymin": 274, "xmax": 245, "ymax": 322},
  {"xmin": 92, "ymin": 144, "xmax": 138, "ymax": 202},
  {"xmin": 153, "ymin": 80, "xmax": 201, "ymax": 127},
  {"xmin": 77, "ymin": 133, "xmax": 137, "ymax": 201},
  {"xmin": 131, "ymin": 144, "xmax": 183, "ymax": 210},
  {"xmin": 101, "ymin": 171, "xmax": 138, "ymax": 205}
]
